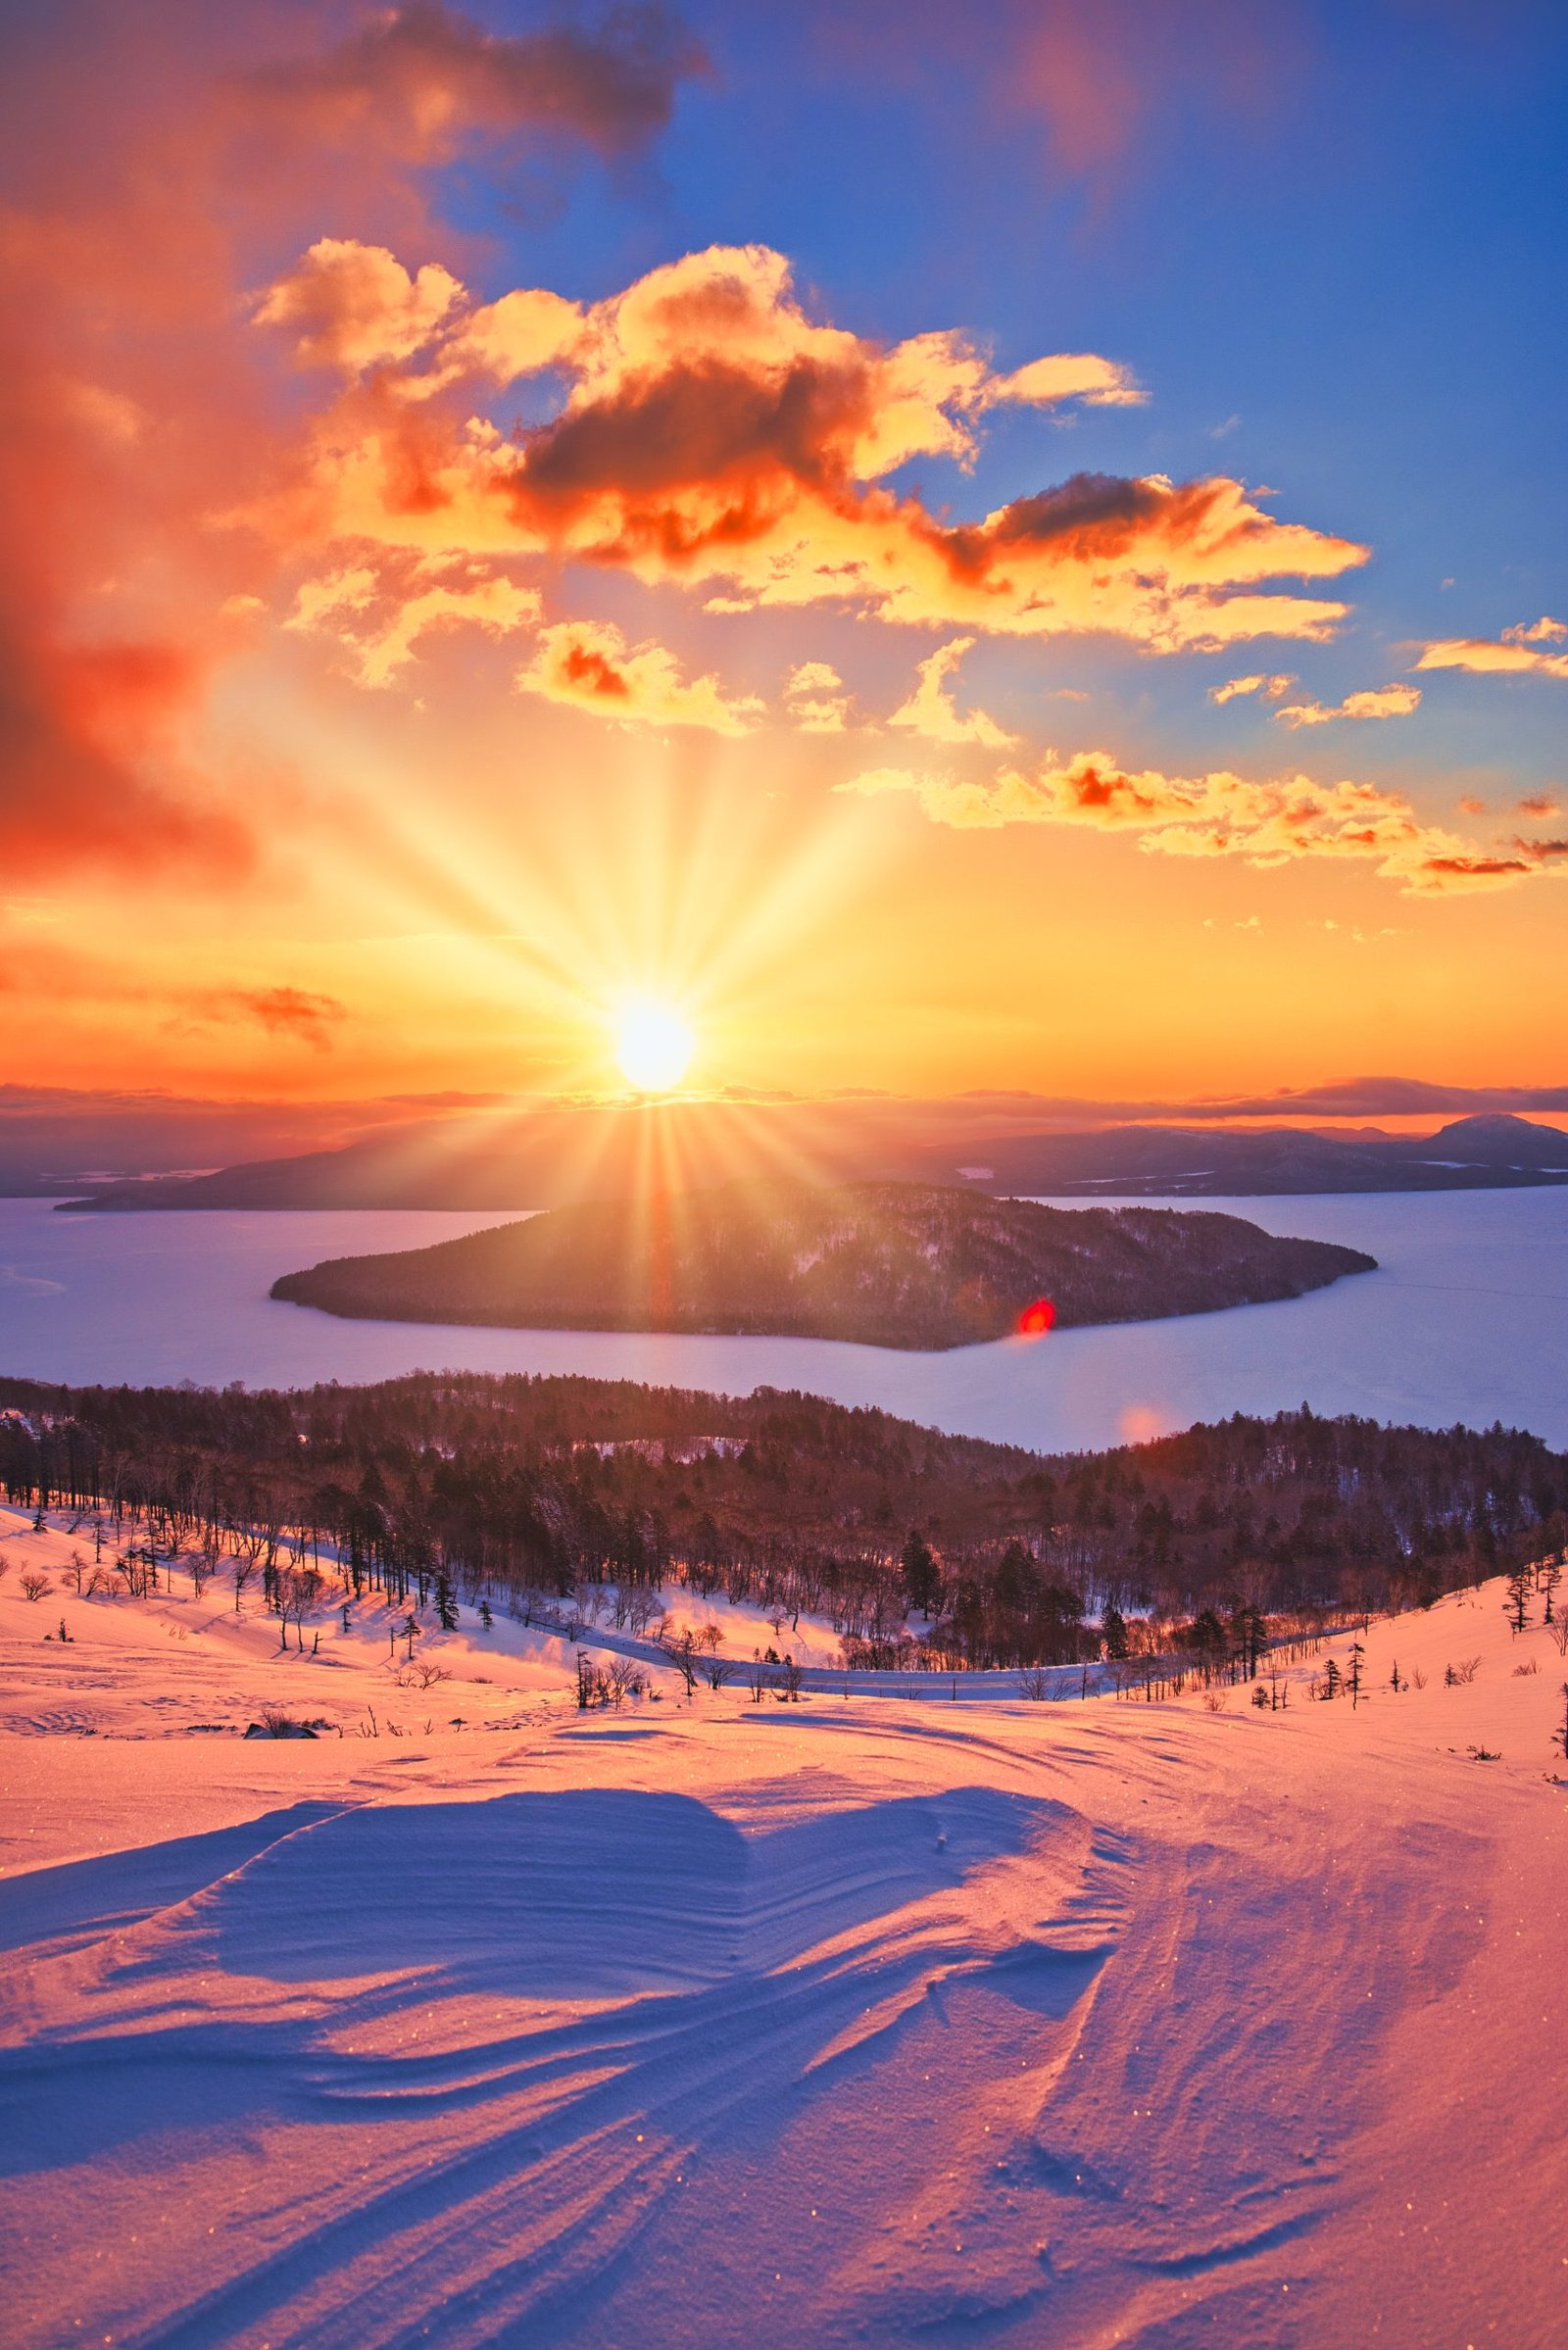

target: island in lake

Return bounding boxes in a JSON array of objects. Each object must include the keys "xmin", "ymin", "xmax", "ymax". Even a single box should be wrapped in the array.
[{"xmin": 270, "ymin": 1180, "xmax": 1377, "ymax": 1350}]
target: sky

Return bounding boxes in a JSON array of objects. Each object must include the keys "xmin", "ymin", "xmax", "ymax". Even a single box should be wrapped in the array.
[{"xmin": 2, "ymin": 0, "xmax": 1565, "ymax": 1122}]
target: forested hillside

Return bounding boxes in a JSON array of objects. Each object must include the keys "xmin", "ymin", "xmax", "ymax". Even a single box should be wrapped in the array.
[{"xmin": 3, "ymin": 1372, "xmax": 1561, "ymax": 1672}]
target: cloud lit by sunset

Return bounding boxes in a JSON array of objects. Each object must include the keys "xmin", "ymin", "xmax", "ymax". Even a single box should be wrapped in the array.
[{"xmin": 0, "ymin": 0, "xmax": 1562, "ymax": 1117}]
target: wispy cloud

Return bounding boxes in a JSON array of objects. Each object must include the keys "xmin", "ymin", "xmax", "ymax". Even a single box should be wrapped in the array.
[
  {"xmin": 194, "ymin": 986, "xmax": 347, "ymax": 1050},
  {"xmin": 888, "ymin": 637, "xmax": 1016, "ymax": 747},
  {"xmin": 1209, "ymin": 672, "xmax": 1297, "ymax": 705},
  {"xmin": 515, "ymin": 619, "xmax": 764, "ymax": 735},
  {"xmin": 838, "ymin": 750, "xmax": 1559, "ymax": 896},
  {"xmin": 979, "ymin": 354, "xmax": 1145, "ymax": 409},
  {"xmin": 783, "ymin": 661, "xmax": 852, "ymax": 733},
  {"xmin": 285, "ymin": 563, "xmax": 539, "ymax": 685},
  {"xmin": 1415, "ymin": 617, "xmax": 1568, "ymax": 680},
  {"xmin": 1274, "ymin": 683, "xmax": 1421, "ymax": 728}
]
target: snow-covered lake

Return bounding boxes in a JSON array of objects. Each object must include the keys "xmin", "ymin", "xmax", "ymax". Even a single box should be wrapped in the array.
[{"xmin": 0, "ymin": 1187, "xmax": 1564, "ymax": 1452}]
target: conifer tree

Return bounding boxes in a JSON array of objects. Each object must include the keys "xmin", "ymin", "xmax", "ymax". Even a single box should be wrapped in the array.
[
  {"xmin": 1504, "ymin": 1564, "xmax": 1532, "ymax": 1635},
  {"xmin": 901, "ymin": 1530, "xmax": 940, "ymax": 1617}
]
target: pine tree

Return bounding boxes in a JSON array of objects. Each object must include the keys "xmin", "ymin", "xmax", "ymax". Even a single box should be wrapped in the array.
[
  {"xmin": 1504, "ymin": 1563, "xmax": 1532, "ymax": 1635},
  {"xmin": 901, "ymin": 1530, "xmax": 940, "ymax": 1617},
  {"xmin": 1348, "ymin": 1639, "xmax": 1365, "ymax": 1707},
  {"xmin": 1102, "ymin": 1603, "xmax": 1130, "ymax": 1661}
]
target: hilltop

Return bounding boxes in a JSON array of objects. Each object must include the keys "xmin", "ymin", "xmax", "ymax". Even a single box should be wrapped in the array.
[{"xmin": 268, "ymin": 1180, "xmax": 1375, "ymax": 1350}]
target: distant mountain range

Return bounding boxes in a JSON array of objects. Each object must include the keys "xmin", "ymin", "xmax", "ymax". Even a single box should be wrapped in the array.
[
  {"xmin": 50, "ymin": 1106, "xmax": 1568, "ymax": 1211},
  {"xmin": 270, "ymin": 1181, "xmax": 1377, "ymax": 1351},
  {"xmin": 921, "ymin": 1114, "xmax": 1568, "ymax": 1198}
]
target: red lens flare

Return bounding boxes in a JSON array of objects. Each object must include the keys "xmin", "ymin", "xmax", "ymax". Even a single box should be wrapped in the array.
[{"xmin": 1017, "ymin": 1297, "xmax": 1056, "ymax": 1337}]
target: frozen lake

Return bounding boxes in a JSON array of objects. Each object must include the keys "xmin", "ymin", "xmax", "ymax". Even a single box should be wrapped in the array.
[{"xmin": 0, "ymin": 1189, "xmax": 1564, "ymax": 1453}]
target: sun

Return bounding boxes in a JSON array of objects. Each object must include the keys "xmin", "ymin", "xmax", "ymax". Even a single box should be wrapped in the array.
[{"xmin": 614, "ymin": 997, "xmax": 696, "ymax": 1093}]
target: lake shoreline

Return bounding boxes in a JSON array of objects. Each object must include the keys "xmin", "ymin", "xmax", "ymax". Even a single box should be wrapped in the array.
[{"xmin": 0, "ymin": 1189, "xmax": 1565, "ymax": 1452}]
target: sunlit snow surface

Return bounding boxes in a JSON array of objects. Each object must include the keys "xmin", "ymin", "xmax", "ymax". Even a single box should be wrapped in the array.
[
  {"xmin": 1, "ymin": 1188, "xmax": 1565, "ymax": 1447},
  {"xmin": 0, "ymin": 1519, "xmax": 1563, "ymax": 2350}
]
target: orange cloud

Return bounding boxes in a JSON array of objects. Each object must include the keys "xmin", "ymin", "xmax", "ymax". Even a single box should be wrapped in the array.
[
  {"xmin": 783, "ymin": 661, "xmax": 852, "ymax": 733},
  {"xmin": 1209, "ymin": 672, "xmax": 1297, "ymax": 703},
  {"xmin": 0, "ymin": 3, "xmax": 706, "ymax": 883},
  {"xmin": 980, "ymin": 353, "xmax": 1146, "ymax": 409},
  {"xmin": 256, "ymin": 238, "xmax": 463, "ymax": 373},
  {"xmin": 839, "ymin": 752, "xmax": 1557, "ymax": 896},
  {"xmin": 1274, "ymin": 683, "xmax": 1421, "ymax": 728},
  {"xmin": 198, "ymin": 986, "xmax": 346, "ymax": 1050},
  {"xmin": 255, "ymin": 241, "xmax": 1366, "ymax": 653},
  {"xmin": 515, "ymin": 619, "xmax": 764, "ymax": 734},
  {"xmin": 1416, "ymin": 619, "xmax": 1568, "ymax": 680},
  {"xmin": 285, "ymin": 563, "xmax": 539, "ymax": 686},
  {"xmin": 888, "ymin": 637, "xmax": 1017, "ymax": 746}
]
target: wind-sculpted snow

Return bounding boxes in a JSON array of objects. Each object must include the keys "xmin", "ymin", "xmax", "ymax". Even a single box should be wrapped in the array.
[
  {"xmin": 2, "ymin": 1568, "xmax": 1564, "ymax": 2348},
  {"xmin": 4, "ymin": 1784, "xmax": 1122, "ymax": 2345}
]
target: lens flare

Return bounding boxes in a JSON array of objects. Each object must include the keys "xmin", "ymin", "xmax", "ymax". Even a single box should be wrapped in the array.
[{"xmin": 615, "ymin": 998, "xmax": 695, "ymax": 1093}]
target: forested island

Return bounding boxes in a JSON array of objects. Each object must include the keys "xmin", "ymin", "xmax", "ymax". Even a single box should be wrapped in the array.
[
  {"xmin": 1, "ymin": 1373, "xmax": 1560, "ymax": 1670},
  {"xmin": 269, "ymin": 1180, "xmax": 1375, "ymax": 1349}
]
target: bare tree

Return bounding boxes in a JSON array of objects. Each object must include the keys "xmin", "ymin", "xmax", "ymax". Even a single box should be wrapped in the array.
[
  {"xmin": 664, "ymin": 1629, "xmax": 700, "ymax": 1698},
  {"xmin": 231, "ymin": 1557, "xmax": 256, "ymax": 1614},
  {"xmin": 606, "ymin": 1657, "xmax": 647, "ymax": 1708},
  {"xmin": 21, "ymin": 1571, "xmax": 54, "ymax": 1603},
  {"xmin": 628, "ymin": 1587, "xmax": 662, "ymax": 1637},
  {"xmin": 399, "ymin": 1658, "xmax": 451, "ymax": 1691}
]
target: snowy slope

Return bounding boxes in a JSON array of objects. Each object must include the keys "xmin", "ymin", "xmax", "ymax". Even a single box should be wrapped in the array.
[{"xmin": 0, "ymin": 1514, "xmax": 1564, "ymax": 2349}]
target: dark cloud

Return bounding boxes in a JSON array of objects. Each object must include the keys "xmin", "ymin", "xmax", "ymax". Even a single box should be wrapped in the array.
[
  {"xmin": 244, "ymin": 3, "xmax": 707, "ymax": 162},
  {"xmin": 520, "ymin": 356, "xmax": 868, "ymax": 516}
]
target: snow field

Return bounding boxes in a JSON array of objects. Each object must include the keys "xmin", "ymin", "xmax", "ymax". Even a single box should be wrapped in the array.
[{"xmin": 0, "ymin": 1509, "xmax": 1565, "ymax": 2347}]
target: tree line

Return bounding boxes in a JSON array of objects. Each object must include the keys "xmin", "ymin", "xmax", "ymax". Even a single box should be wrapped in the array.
[{"xmin": 2, "ymin": 1372, "xmax": 1563, "ymax": 1672}]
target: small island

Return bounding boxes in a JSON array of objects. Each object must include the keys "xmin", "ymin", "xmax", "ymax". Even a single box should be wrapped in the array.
[{"xmin": 270, "ymin": 1180, "xmax": 1376, "ymax": 1351}]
